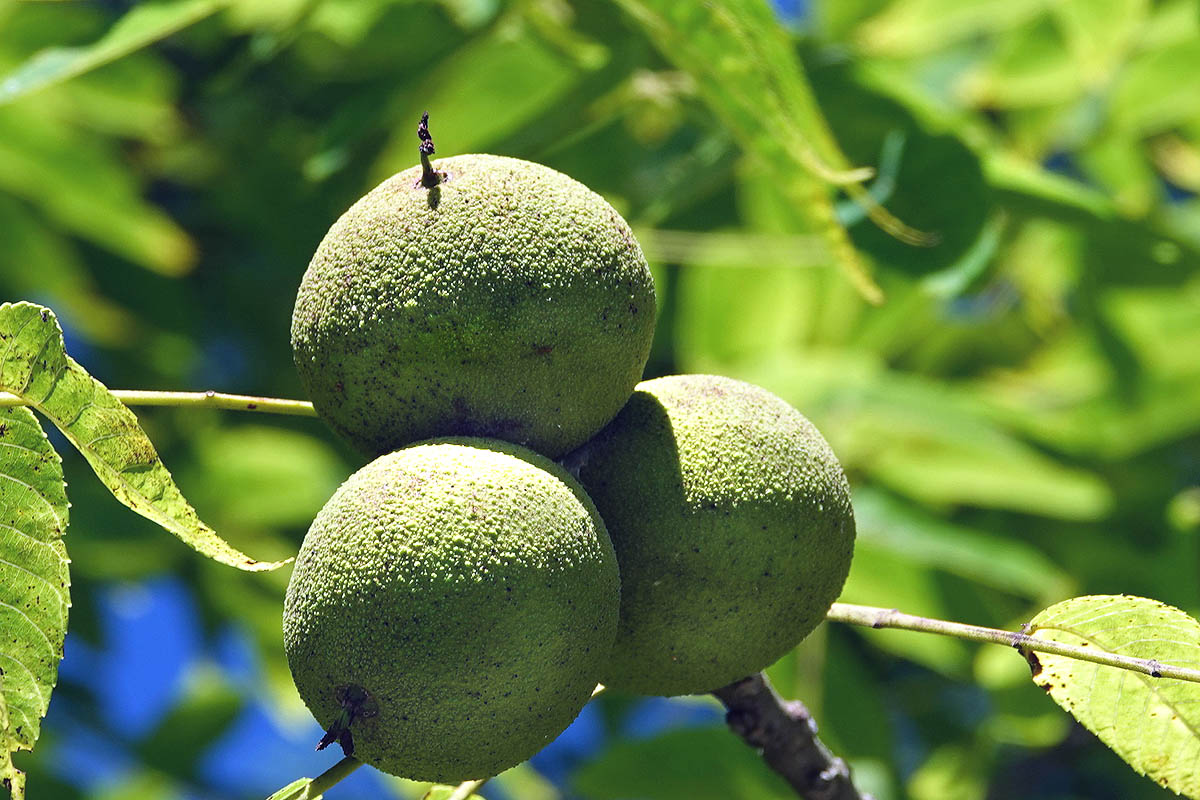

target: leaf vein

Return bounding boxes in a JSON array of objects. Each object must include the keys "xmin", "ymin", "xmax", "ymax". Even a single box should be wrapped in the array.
[
  {"xmin": 0, "ymin": 472, "xmax": 63, "ymax": 530},
  {"xmin": 0, "ymin": 600, "xmax": 56, "ymax": 661},
  {"xmin": 0, "ymin": 652, "xmax": 48, "ymax": 707}
]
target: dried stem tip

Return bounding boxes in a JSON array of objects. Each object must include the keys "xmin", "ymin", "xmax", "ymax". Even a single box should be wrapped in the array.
[{"xmin": 418, "ymin": 111, "xmax": 442, "ymax": 188}]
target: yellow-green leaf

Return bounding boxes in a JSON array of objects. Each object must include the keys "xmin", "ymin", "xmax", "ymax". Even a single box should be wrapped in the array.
[
  {"xmin": 0, "ymin": 691, "xmax": 23, "ymax": 800},
  {"xmin": 265, "ymin": 776, "xmax": 321, "ymax": 800},
  {"xmin": 0, "ymin": 406, "xmax": 68, "ymax": 800},
  {"xmin": 1029, "ymin": 595, "xmax": 1200, "ymax": 797},
  {"xmin": 0, "ymin": 302, "xmax": 285, "ymax": 571}
]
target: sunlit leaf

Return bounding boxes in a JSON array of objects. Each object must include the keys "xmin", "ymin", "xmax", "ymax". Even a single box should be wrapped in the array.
[
  {"xmin": 958, "ymin": 17, "xmax": 1082, "ymax": 109},
  {"xmin": 423, "ymin": 785, "xmax": 485, "ymax": 800},
  {"xmin": 853, "ymin": 488, "xmax": 1073, "ymax": 602},
  {"xmin": 0, "ymin": 302, "xmax": 286, "ymax": 571},
  {"xmin": 0, "ymin": 107, "xmax": 195, "ymax": 276},
  {"xmin": 854, "ymin": 0, "xmax": 1044, "ymax": 56},
  {"xmin": 265, "ymin": 776, "xmax": 321, "ymax": 800},
  {"xmin": 612, "ymin": 0, "xmax": 895, "ymax": 302},
  {"xmin": 1029, "ymin": 595, "xmax": 1200, "ymax": 798},
  {"xmin": 978, "ymin": 324, "xmax": 1200, "ymax": 461},
  {"xmin": 1050, "ymin": 0, "xmax": 1146, "ymax": 86},
  {"xmin": 0, "ymin": 0, "xmax": 224, "ymax": 105},
  {"xmin": 88, "ymin": 770, "xmax": 180, "ymax": 800},
  {"xmin": 0, "ymin": 406, "xmax": 66, "ymax": 800},
  {"xmin": 1111, "ymin": 38, "xmax": 1200, "ymax": 136},
  {"xmin": 0, "ymin": 195, "xmax": 139, "ymax": 347},
  {"xmin": 370, "ymin": 19, "xmax": 581, "ymax": 180},
  {"xmin": 839, "ymin": 544, "xmax": 973, "ymax": 675},
  {"xmin": 986, "ymin": 151, "xmax": 1115, "ymax": 220},
  {"xmin": 728, "ymin": 353, "xmax": 1113, "ymax": 519},
  {"xmin": 1077, "ymin": 132, "xmax": 1158, "ymax": 216},
  {"xmin": 638, "ymin": 228, "xmax": 830, "ymax": 271},
  {"xmin": 908, "ymin": 744, "xmax": 986, "ymax": 800},
  {"xmin": 809, "ymin": 58, "xmax": 992, "ymax": 275},
  {"xmin": 487, "ymin": 763, "xmax": 559, "ymax": 800},
  {"xmin": 182, "ymin": 425, "xmax": 347, "ymax": 529},
  {"xmin": 0, "ymin": 691, "xmax": 23, "ymax": 800}
]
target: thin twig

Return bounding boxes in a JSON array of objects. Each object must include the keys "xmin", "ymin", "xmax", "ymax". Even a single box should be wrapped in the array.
[
  {"xmin": 712, "ymin": 673, "xmax": 870, "ymax": 800},
  {"xmin": 0, "ymin": 389, "xmax": 317, "ymax": 417},
  {"xmin": 827, "ymin": 603, "xmax": 1200, "ymax": 683}
]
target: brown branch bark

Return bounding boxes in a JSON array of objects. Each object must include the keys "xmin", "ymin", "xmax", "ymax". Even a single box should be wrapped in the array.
[{"xmin": 712, "ymin": 673, "xmax": 871, "ymax": 800}]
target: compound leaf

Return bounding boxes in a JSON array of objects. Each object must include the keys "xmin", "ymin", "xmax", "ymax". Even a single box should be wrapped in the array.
[
  {"xmin": 0, "ymin": 405, "xmax": 69, "ymax": 800},
  {"xmin": 1029, "ymin": 595, "xmax": 1200, "ymax": 797},
  {"xmin": 0, "ymin": 302, "xmax": 286, "ymax": 571},
  {"xmin": 612, "ymin": 0, "xmax": 893, "ymax": 303}
]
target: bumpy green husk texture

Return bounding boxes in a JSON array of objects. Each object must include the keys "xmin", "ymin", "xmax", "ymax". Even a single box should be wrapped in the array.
[
  {"xmin": 575, "ymin": 374, "xmax": 855, "ymax": 696},
  {"xmin": 282, "ymin": 439, "xmax": 619, "ymax": 781},
  {"xmin": 292, "ymin": 154, "xmax": 656, "ymax": 459}
]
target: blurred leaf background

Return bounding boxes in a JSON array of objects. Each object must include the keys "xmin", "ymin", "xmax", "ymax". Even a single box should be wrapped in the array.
[{"xmin": 2, "ymin": 0, "xmax": 1199, "ymax": 797}]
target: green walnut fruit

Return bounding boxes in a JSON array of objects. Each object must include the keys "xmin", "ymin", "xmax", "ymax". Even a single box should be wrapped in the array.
[
  {"xmin": 283, "ymin": 438, "xmax": 619, "ymax": 781},
  {"xmin": 291, "ymin": 153, "xmax": 656, "ymax": 459},
  {"xmin": 573, "ymin": 374, "xmax": 855, "ymax": 696}
]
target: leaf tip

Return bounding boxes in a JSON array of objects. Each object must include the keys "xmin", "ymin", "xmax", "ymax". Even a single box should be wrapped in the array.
[{"xmin": 240, "ymin": 555, "xmax": 294, "ymax": 573}]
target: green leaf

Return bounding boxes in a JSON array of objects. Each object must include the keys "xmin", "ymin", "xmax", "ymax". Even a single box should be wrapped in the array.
[
  {"xmin": 487, "ymin": 763, "xmax": 558, "ymax": 800},
  {"xmin": 854, "ymin": 0, "xmax": 1045, "ymax": 56},
  {"xmin": 907, "ymin": 744, "xmax": 987, "ymax": 800},
  {"xmin": 0, "ymin": 302, "xmax": 286, "ymax": 572},
  {"xmin": 839, "ymin": 544, "xmax": 973, "ymax": 675},
  {"xmin": 182, "ymin": 425, "xmax": 347, "ymax": 529},
  {"xmin": 0, "ymin": 0, "xmax": 224, "ymax": 106},
  {"xmin": 0, "ymin": 693, "xmax": 23, "ymax": 800},
  {"xmin": 1029, "ymin": 595, "xmax": 1200, "ymax": 797},
  {"xmin": 266, "ymin": 777, "xmax": 321, "ymax": 800},
  {"xmin": 612, "ymin": 0, "xmax": 897, "ymax": 303},
  {"xmin": 88, "ymin": 770, "xmax": 179, "ymax": 800},
  {"xmin": 0, "ymin": 661, "xmax": 23, "ymax": 800},
  {"xmin": 958, "ymin": 16, "xmax": 1082, "ymax": 109},
  {"xmin": 1050, "ymin": 0, "xmax": 1146, "ymax": 88},
  {"xmin": 809, "ymin": 58, "xmax": 992, "ymax": 275},
  {"xmin": 0, "ymin": 106, "xmax": 196, "ymax": 276},
  {"xmin": 1111, "ymin": 38, "xmax": 1200, "ymax": 136},
  {"xmin": 0, "ymin": 196, "xmax": 139, "ymax": 346},
  {"xmin": 371, "ymin": 20, "xmax": 583, "ymax": 179},
  {"xmin": 853, "ymin": 488, "xmax": 1073, "ymax": 603},
  {"xmin": 728, "ymin": 353, "xmax": 1113, "ymax": 519},
  {"xmin": 0, "ymin": 405, "xmax": 68, "ymax": 800},
  {"xmin": 573, "ymin": 726, "xmax": 792, "ymax": 800},
  {"xmin": 423, "ymin": 785, "xmax": 485, "ymax": 800}
]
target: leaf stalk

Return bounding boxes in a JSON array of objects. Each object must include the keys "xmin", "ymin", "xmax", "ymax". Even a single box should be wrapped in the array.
[
  {"xmin": 827, "ymin": 603, "xmax": 1200, "ymax": 683},
  {"xmin": 0, "ymin": 390, "xmax": 317, "ymax": 417}
]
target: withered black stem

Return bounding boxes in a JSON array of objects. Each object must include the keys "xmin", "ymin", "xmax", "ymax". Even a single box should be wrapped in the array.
[
  {"xmin": 418, "ymin": 111, "xmax": 442, "ymax": 188},
  {"xmin": 712, "ymin": 672, "xmax": 871, "ymax": 800},
  {"xmin": 316, "ymin": 686, "xmax": 374, "ymax": 756}
]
